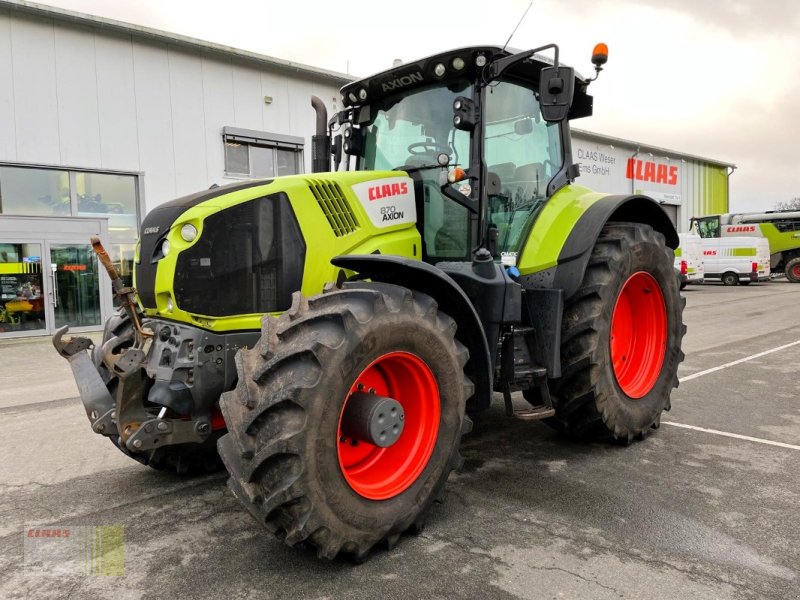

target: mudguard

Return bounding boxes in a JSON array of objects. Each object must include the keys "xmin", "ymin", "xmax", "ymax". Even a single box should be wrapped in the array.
[
  {"xmin": 525, "ymin": 194, "xmax": 678, "ymax": 300},
  {"xmin": 331, "ymin": 254, "xmax": 493, "ymax": 411}
]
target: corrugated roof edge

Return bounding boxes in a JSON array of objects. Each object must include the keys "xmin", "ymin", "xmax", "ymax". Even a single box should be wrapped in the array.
[
  {"xmin": 0, "ymin": 0, "xmax": 355, "ymax": 86},
  {"xmin": 572, "ymin": 127, "xmax": 736, "ymax": 170}
]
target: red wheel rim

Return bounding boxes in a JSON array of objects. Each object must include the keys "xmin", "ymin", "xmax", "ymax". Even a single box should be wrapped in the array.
[
  {"xmin": 610, "ymin": 272, "xmax": 667, "ymax": 399},
  {"xmin": 337, "ymin": 351, "xmax": 440, "ymax": 500},
  {"xmin": 793, "ymin": 265, "xmax": 800, "ymax": 279},
  {"xmin": 211, "ymin": 409, "xmax": 226, "ymax": 431}
]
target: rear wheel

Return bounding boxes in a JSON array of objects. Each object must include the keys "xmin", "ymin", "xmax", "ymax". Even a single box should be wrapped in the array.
[
  {"xmin": 722, "ymin": 271, "xmax": 739, "ymax": 286},
  {"xmin": 544, "ymin": 223, "xmax": 685, "ymax": 442},
  {"xmin": 95, "ymin": 308, "xmax": 223, "ymax": 475},
  {"xmin": 786, "ymin": 257, "xmax": 800, "ymax": 283},
  {"xmin": 218, "ymin": 284, "xmax": 472, "ymax": 560}
]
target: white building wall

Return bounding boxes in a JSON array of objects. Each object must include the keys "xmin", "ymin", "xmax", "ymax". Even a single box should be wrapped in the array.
[
  {"xmin": 0, "ymin": 8, "xmax": 343, "ymax": 213},
  {"xmin": 570, "ymin": 130, "xmax": 731, "ymax": 233}
]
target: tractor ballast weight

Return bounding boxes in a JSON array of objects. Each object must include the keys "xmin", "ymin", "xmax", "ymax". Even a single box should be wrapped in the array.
[{"xmin": 55, "ymin": 42, "xmax": 686, "ymax": 559}]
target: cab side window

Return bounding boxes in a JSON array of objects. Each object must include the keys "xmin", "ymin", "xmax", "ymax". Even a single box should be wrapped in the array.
[{"xmin": 484, "ymin": 80, "xmax": 562, "ymax": 255}]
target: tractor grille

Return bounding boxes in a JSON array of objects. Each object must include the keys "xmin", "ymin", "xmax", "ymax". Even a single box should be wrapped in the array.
[{"xmin": 307, "ymin": 179, "xmax": 359, "ymax": 237}]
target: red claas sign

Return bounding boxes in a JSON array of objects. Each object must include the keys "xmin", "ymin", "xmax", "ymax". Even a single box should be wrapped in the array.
[
  {"xmin": 62, "ymin": 264, "xmax": 87, "ymax": 271},
  {"xmin": 626, "ymin": 158, "xmax": 678, "ymax": 185}
]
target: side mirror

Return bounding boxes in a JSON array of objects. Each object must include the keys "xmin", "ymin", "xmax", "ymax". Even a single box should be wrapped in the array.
[{"xmin": 539, "ymin": 66, "xmax": 575, "ymax": 122}]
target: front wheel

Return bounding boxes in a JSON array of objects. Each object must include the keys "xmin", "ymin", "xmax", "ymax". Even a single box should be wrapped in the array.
[
  {"xmin": 543, "ymin": 222, "xmax": 686, "ymax": 442},
  {"xmin": 218, "ymin": 283, "xmax": 472, "ymax": 560}
]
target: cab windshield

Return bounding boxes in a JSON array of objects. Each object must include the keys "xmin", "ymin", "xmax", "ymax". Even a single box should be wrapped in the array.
[
  {"xmin": 361, "ymin": 81, "xmax": 472, "ymax": 171},
  {"xmin": 361, "ymin": 81, "xmax": 473, "ymax": 260},
  {"xmin": 692, "ymin": 216, "xmax": 721, "ymax": 238}
]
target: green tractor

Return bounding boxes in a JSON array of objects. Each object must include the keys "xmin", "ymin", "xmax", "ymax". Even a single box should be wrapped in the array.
[{"xmin": 54, "ymin": 43, "xmax": 685, "ymax": 560}]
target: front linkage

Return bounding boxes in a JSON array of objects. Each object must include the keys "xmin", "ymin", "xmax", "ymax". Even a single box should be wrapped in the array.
[{"xmin": 53, "ymin": 237, "xmax": 216, "ymax": 456}]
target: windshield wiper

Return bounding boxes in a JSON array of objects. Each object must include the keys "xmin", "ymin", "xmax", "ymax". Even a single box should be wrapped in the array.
[{"xmin": 393, "ymin": 164, "xmax": 443, "ymax": 174}]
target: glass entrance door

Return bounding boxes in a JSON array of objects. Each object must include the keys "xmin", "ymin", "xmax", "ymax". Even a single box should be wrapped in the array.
[
  {"xmin": 0, "ymin": 242, "xmax": 46, "ymax": 335},
  {"xmin": 46, "ymin": 243, "xmax": 102, "ymax": 331}
]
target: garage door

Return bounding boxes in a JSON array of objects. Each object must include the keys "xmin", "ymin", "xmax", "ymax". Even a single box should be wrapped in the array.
[{"xmin": 661, "ymin": 204, "xmax": 678, "ymax": 227}]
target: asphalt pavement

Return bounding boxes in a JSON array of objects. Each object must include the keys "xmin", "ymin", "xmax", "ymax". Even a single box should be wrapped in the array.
[{"xmin": 1, "ymin": 280, "xmax": 798, "ymax": 599}]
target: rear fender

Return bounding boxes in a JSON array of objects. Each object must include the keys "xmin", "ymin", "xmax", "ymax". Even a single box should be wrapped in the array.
[{"xmin": 522, "ymin": 194, "xmax": 678, "ymax": 300}]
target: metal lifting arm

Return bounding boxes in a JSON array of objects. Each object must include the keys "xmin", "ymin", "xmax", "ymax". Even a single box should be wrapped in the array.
[{"xmin": 90, "ymin": 235, "xmax": 151, "ymax": 343}]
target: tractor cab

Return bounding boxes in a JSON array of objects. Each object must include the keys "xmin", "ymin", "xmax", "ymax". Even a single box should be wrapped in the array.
[{"xmin": 321, "ymin": 45, "xmax": 601, "ymax": 264}]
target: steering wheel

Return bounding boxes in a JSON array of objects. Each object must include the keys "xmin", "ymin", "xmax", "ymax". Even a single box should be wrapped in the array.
[{"xmin": 407, "ymin": 142, "xmax": 450, "ymax": 156}]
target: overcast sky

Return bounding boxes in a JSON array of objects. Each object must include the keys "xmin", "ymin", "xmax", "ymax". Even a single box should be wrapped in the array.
[{"xmin": 40, "ymin": 0, "xmax": 800, "ymax": 212}]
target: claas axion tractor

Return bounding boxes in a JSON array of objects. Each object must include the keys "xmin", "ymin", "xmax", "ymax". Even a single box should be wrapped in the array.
[{"xmin": 54, "ymin": 42, "xmax": 685, "ymax": 560}]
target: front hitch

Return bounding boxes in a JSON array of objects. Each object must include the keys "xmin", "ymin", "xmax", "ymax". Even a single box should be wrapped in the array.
[
  {"xmin": 52, "ymin": 326, "xmax": 117, "ymax": 435},
  {"xmin": 54, "ymin": 237, "xmax": 215, "ymax": 453}
]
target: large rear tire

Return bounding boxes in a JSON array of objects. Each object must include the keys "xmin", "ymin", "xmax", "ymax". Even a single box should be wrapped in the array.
[
  {"xmin": 542, "ymin": 222, "xmax": 685, "ymax": 442},
  {"xmin": 95, "ymin": 308, "xmax": 223, "ymax": 475},
  {"xmin": 218, "ymin": 283, "xmax": 472, "ymax": 560}
]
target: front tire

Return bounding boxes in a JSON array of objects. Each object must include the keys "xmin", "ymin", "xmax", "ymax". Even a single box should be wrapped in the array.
[
  {"xmin": 545, "ymin": 222, "xmax": 686, "ymax": 442},
  {"xmin": 218, "ymin": 284, "xmax": 472, "ymax": 560}
]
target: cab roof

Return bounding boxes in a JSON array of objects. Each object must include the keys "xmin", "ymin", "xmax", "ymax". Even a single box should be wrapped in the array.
[{"xmin": 340, "ymin": 45, "xmax": 593, "ymax": 120}]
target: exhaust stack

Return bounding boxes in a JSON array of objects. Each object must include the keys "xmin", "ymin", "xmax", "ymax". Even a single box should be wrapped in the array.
[{"xmin": 310, "ymin": 95, "xmax": 330, "ymax": 173}]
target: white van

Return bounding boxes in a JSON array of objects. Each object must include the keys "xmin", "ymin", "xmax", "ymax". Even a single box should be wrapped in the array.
[
  {"xmin": 674, "ymin": 233, "xmax": 704, "ymax": 289},
  {"xmin": 701, "ymin": 237, "xmax": 771, "ymax": 285}
]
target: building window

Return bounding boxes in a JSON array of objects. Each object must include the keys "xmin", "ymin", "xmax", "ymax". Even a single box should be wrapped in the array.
[
  {"xmin": 0, "ymin": 166, "xmax": 71, "ymax": 216},
  {"xmin": 75, "ymin": 172, "xmax": 139, "ymax": 243},
  {"xmin": 223, "ymin": 126, "xmax": 304, "ymax": 178},
  {"xmin": 0, "ymin": 164, "xmax": 141, "ymax": 292}
]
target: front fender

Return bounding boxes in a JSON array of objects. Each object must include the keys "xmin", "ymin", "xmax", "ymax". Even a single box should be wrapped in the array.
[{"xmin": 331, "ymin": 254, "xmax": 493, "ymax": 411}]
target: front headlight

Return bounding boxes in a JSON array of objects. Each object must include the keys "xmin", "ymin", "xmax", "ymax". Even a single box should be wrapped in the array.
[
  {"xmin": 180, "ymin": 223, "xmax": 197, "ymax": 242},
  {"xmin": 161, "ymin": 239, "xmax": 170, "ymax": 258}
]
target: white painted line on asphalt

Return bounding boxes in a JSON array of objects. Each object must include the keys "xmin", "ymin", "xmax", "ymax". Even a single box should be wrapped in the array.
[
  {"xmin": 662, "ymin": 421, "xmax": 800, "ymax": 451},
  {"xmin": 679, "ymin": 339, "xmax": 800, "ymax": 383}
]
